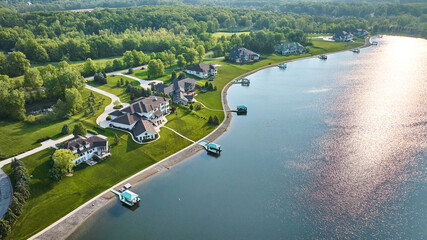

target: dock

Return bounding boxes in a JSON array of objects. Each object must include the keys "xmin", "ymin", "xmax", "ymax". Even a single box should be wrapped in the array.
[
  {"xmin": 111, "ymin": 189, "xmax": 140, "ymax": 207},
  {"xmin": 319, "ymin": 54, "xmax": 327, "ymax": 60},
  {"xmin": 233, "ymin": 78, "xmax": 250, "ymax": 86},
  {"xmin": 198, "ymin": 140, "xmax": 222, "ymax": 154}
]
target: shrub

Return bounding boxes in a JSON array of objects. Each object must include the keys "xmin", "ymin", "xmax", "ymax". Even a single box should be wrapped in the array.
[
  {"xmin": 113, "ymin": 105, "xmax": 123, "ymax": 109},
  {"xmin": 127, "ymin": 68, "xmax": 134, "ymax": 74},
  {"xmin": 4, "ymin": 208, "xmax": 17, "ymax": 225},
  {"xmin": 25, "ymin": 114, "xmax": 37, "ymax": 124},
  {"xmin": 87, "ymin": 129, "xmax": 98, "ymax": 135},
  {"xmin": 62, "ymin": 124, "xmax": 70, "ymax": 135},
  {"xmin": 36, "ymin": 136, "xmax": 50, "ymax": 143},
  {"xmin": 48, "ymin": 168, "xmax": 62, "ymax": 182},
  {"xmin": 0, "ymin": 219, "xmax": 11, "ymax": 237}
]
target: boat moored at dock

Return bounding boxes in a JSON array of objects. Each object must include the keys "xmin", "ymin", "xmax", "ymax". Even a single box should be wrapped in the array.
[
  {"xmin": 198, "ymin": 140, "xmax": 222, "ymax": 155},
  {"xmin": 278, "ymin": 63, "xmax": 287, "ymax": 69},
  {"xmin": 111, "ymin": 189, "xmax": 141, "ymax": 207},
  {"xmin": 319, "ymin": 54, "xmax": 327, "ymax": 60},
  {"xmin": 352, "ymin": 48, "xmax": 360, "ymax": 53}
]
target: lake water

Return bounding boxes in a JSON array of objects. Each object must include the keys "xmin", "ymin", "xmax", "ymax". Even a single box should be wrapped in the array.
[{"xmin": 69, "ymin": 36, "xmax": 427, "ymax": 240}]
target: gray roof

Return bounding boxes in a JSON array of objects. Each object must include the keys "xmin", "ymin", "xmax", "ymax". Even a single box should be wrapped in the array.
[
  {"xmin": 121, "ymin": 96, "xmax": 169, "ymax": 115},
  {"xmin": 229, "ymin": 47, "xmax": 259, "ymax": 60},
  {"xmin": 110, "ymin": 110, "xmax": 124, "ymax": 116},
  {"xmin": 186, "ymin": 63, "xmax": 216, "ymax": 74},
  {"xmin": 110, "ymin": 113, "xmax": 140, "ymax": 125},
  {"xmin": 61, "ymin": 135, "xmax": 108, "ymax": 155},
  {"xmin": 132, "ymin": 120, "xmax": 156, "ymax": 137}
]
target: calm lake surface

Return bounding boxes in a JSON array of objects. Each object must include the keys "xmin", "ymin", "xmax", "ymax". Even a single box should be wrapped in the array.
[{"xmin": 69, "ymin": 36, "xmax": 427, "ymax": 240}]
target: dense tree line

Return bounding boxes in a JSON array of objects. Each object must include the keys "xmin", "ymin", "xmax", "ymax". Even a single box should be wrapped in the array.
[{"xmin": 0, "ymin": 159, "xmax": 30, "ymax": 239}]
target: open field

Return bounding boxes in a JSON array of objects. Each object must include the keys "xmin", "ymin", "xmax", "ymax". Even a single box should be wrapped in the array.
[
  {"xmin": 3, "ymin": 38, "xmax": 365, "ymax": 239},
  {"xmin": 0, "ymin": 89, "xmax": 110, "ymax": 158},
  {"xmin": 212, "ymin": 31, "xmax": 250, "ymax": 38},
  {"xmin": 87, "ymin": 75, "xmax": 140, "ymax": 103}
]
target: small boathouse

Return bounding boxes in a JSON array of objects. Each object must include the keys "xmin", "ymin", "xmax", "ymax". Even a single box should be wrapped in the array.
[
  {"xmin": 241, "ymin": 78, "xmax": 250, "ymax": 86},
  {"xmin": 237, "ymin": 105, "xmax": 247, "ymax": 115},
  {"xmin": 111, "ymin": 189, "xmax": 141, "ymax": 207},
  {"xmin": 198, "ymin": 140, "xmax": 222, "ymax": 155}
]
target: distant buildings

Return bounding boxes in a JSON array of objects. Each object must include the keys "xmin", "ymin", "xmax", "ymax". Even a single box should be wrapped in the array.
[
  {"xmin": 351, "ymin": 29, "xmax": 368, "ymax": 38},
  {"xmin": 109, "ymin": 96, "xmax": 170, "ymax": 142},
  {"xmin": 155, "ymin": 78, "xmax": 196, "ymax": 106},
  {"xmin": 275, "ymin": 42, "xmax": 305, "ymax": 55},
  {"xmin": 185, "ymin": 63, "xmax": 217, "ymax": 79},
  {"xmin": 333, "ymin": 31, "xmax": 353, "ymax": 42},
  {"xmin": 228, "ymin": 47, "xmax": 260, "ymax": 63},
  {"xmin": 59, "ymin": 135, "xmax": 110, "ymax": 165}
]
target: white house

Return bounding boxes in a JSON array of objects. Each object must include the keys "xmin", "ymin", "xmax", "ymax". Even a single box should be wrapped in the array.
[
  {"xmin": 108, "ymin": 96, "xmax": 170, "ymax": 142},
  {"xmin": 59, "ymin": 135, "xmax": 110, "ymax": 165},
  {"xmin": 185, "ymin": 63, "xmax": 217, "ymax": 79}
]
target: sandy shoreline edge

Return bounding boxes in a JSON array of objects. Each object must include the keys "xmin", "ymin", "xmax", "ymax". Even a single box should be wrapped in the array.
[{"xmin": 29, "ymin": 37, "xmax": 372, "ymax": 240}]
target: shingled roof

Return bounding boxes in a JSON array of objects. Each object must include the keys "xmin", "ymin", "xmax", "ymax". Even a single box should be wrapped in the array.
[
  {"xmin": 61, "ymin": 135, "xmax": 108, "ymax": 155},
  {"xmin": 132, "ymin": 119, "xmax": 156, "ymax": 137},
  {"xmin": 121, "ymin": 96, "xmax": 170, "ymax": 115},
  {"xmin": 110, "ymin": 113, "xmax": 140, "ymax": 125},
  {"xmin": 186, "ymin": 63, "xmax": 216, "ymax": 74},
  {"xmin": 229, "ymin": 47, "xmax": 259, "ymax": 60}
]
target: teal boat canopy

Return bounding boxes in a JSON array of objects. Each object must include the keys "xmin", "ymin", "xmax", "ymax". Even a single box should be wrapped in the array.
[
  {"xmin": 207, "ymin": 143, "xmax": 221, "ymax": 150},
  {"xmin": 121, "ymin": 190, "xmax": 139, "ymax": 201},
  {"xmin": 237, "ymin": 105, "xmax": 247, "ymax": 109}
]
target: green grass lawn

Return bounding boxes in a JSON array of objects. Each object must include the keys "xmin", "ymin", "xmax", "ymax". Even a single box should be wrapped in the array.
[
  {"xmin": 0, "ymin": 89, "xmax": 110, "ymax": 158},
  {"xmin": 87, "ymin": 76, "xmax": 140, "ymax": 103},
  {"xmin": 127, "ymin": 64, "xmax": 179, "ymax": 84},
  {"xmin": 3, "ymin": 37, "xmax": 365, "ymax": 239},
  {"xmin": 3, "ymin": 127, "xmax": 191, "ymax": 240},
  {"xmin": 165, "ymin": 104, "xmax": 223, "ymax": 141},
  {"xmin": 30, "ymin": 56, "xmax": 122, "ymax": 72},
  {"xmin": 212, "ymin": 31, "xmax": 250, "ymax": 38}
]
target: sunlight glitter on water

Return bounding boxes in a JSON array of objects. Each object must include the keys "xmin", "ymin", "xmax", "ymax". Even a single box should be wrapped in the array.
[{"xmin": 303, "ymin": 36, "xmax": 427, "ymax": 239}]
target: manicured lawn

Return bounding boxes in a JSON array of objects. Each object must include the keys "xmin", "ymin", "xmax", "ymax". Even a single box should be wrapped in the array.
[
  {"xmin": 165, "ymin": 104, "xmax": 223, "ymax": 141},
  {"xmin": 30, "ymin": 56, "xmax": 123, "ymax": 72},
  {"xmin": 87, "ymin": 75, "xmax": 140, "ymax": 103},
  {"xmin": 0, "ymin": 89, "xmax": 110, "ymax": 158},
  {"xmin": 127, "ymin": 65, "xmax": 179, "ymax": 84},
  {"xmin": 3, "ymin": 127, "xmax": 191, "ymax": 240}
]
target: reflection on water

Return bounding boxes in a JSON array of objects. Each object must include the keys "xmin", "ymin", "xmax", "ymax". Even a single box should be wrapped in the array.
[
  {"xmin": 70, "ymin": 36, "xmax": 427, "ymax": 240},
  {"xmin": 300, "ymin": 36, "xmax": 427, "ymax": 239}
]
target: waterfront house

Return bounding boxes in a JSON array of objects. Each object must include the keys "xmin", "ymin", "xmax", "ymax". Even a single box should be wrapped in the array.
[
  {"xmin": 351, "ymin": 29, "xmax": 368, "ymax": 37},
  {"xmin": 228, "ymin": 47, "xmax": 260, "ymax": 63},
  {"xmin": 275, "ymin": 42, "xmax": 305, "ymax": 55},
  {"xmin": 333, "ymin": 31, "xmax": 353, "ymax": 42},
  {"xmin": 59, "ymin": 135, "xmax": 110, "ymax": 165},
  {"xmin": 155, "ymin": 78, "xmax": 196, "ymax": 106},
  {"xmin": 185, "ymin": 63, "xmax": 217, "ymax": 79},
  {"xmin": 109, "ymin": 96, "xmax": 170, "ymax": 142}
]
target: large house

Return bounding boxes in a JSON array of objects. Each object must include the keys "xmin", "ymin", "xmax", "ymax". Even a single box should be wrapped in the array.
[
  {"xmin": 275, "ymin": 42, "xmax": 305, "ymax": 55},
  {"xmin": 155, "ymin": 78, "xmax": 196, "ymax": 106},
  {"xmin": 109, "ymin": 96, "xmax": 170, "ymax": 141},
  {"xmin": 59, "ymin": 135, "xmax": 110, "ymax": 165},
  {"xmin": 333, "ymin": 31, "xmax": 353, "ymax": 42},
  {"xmin": 185, "ymin": 63, "xmax": 217, "ymax": 79},
  {"xmin": 228, "ymin": 47, "xmax": 260, "ymax": 63},
  {"xmin": 352, "ymin": 29, "xmax": 368, "ymax": 38}
]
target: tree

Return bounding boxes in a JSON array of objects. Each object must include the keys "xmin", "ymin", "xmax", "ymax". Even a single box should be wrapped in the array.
[
  {"xmin": 183, "ymin": 48, "xmax": 198, "ymax": 65},
  {"xmin": 128, "ymin": 68, "xmax": 134, "ymax": 74},
  {"xmin": 147, "ymin": 59, "xmax": 165, "ymax": 78},
  {"xmin": 178, "ymin": 72, "xmax": 187, "ymax": 80},
  {"xmin": 52, "ymin": 99, "xmax": 67, "ymax": 119},
  {"xmin": 167, "ymin": 53, "xmax": 175, "ymax": 67},
  {"xmin": 208, "ymin": 116, "xmax": 213, "ymax": 124},
  {"xmin": 0, "ymin": 219, "xmax": 11, "ymax": 237},
  {"xmin": 73, "ymin": 122, "xmax": 87, "ymax": 137},
  {"xmin": 62, "ymin": 124, "xmax": 70, "ymax": 135},
  {"xmin": 171, "ymin": 71, "xmax": 177, "ymax": 80},
  {"xmin": 116, "ymin": 80, "xmax": 121, "ymax": 87},
  {"xmin": 114, "ymin": 133, "xmax": 120, "ymax": 145},
  {"xmin": 94, "ymin": 72, "xmax": 107, "ymax": 84},
  {"xmin": 123, "ymin": 51, "xmax": 134, "ymax": 67},
  {"xmin": 48, "ymin": 168, "xmax": 62, "ymax": 182},
  {"xmin": 177, "ymin": 54, "xmax": 186, "ymax": 68},
  {"xmin": 24, "ymin": 68, "xmax": 43, "ymax": 90},
  {"xmin": 5, "ymin": 51, "xmax": 30, "ymax": 77},
  {"xmin": 213, "ymin": 115, "xmax": 220, "ymax": 125},
  {"xmin": 83, "ymin": 58, "xmax": 97, "ymax": 77},
  {"xmin": 52, "ymin": 149, "xmax": 77, "ymax": 175},
  {"xmin": 196, "ymin": 45, "xmax": 206, "ymax": 62},
  {"xmin": 189, "ymin": 104, "xmax": 193, "ymax": 111},
  {"xmin": 8, "ymin": 90, "xmax": 26, "ymax": 121},
  {"xmin": 65, "ymin": 88, "xmax": 83, "ymax": 114}
]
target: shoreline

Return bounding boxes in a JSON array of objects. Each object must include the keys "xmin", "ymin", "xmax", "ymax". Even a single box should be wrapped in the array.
[{"xmin": 29, "ymin": 38, "xmax": 371, "ymax": 240}]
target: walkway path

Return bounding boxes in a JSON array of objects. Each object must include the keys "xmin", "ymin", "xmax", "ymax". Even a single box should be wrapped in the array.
[
  {"xmin": 84, "ymin": 84, "xmax": 129, "ymax": 128},
  {"xmin": 194, "ymin": 99, "xmax": 224, "ymax": 112},
  {"xmin": 161, "ymin": 126, "xmax": 195, "ymax": 143},
  {"xmin": 0, "ymin": 134, "xmax": 74, "ymax": 169}
]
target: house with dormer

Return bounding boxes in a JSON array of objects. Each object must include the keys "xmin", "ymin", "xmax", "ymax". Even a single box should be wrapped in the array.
[
  {"xmin": 185, "ymin": 63, "xmax": 217, "ymax": 79},
  {"xmin": 59, "ymin": 135, "xmax": 110, "ymax": 165},
  {"xmin": 155, "ymin": 78, "xmax": 196, "ymax": 106},
  {"xmin": 228, "ymin": 47, "xmax": 260, "ymax": 63}
]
